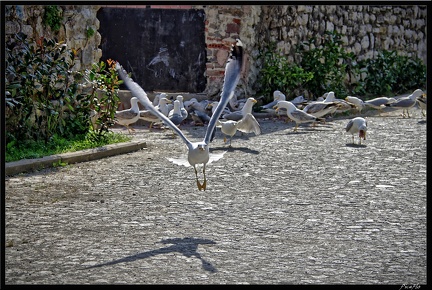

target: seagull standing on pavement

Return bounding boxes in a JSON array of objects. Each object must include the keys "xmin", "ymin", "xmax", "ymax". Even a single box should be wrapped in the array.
[
  {"xmin": 345, "ymin": 117, "xmax": 367, "ymax": 145},
  {"xmin": 216, "ymin": 113, "xmax": 261, "ymax": 147},
  {"xmin": 274, "ymin": 100, "xmax": 325, "ymax": 132},
  {"xmin": 387, "ymin": 89, "xmax": 425, "ymax": 118},
  {"xmin": 114, "ymin": 97, "xmax": 140, "ymax": 133},
  {"xmin": 363, "ymin": 97, "xmax": 397, "ymax": 115},
  {"xmin": 222, "ymin": 97, "xmax": 258, "ymax": 121}
]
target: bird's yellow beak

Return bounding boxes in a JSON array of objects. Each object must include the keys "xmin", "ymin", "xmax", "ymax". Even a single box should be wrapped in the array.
[
  {"xmin": 252, "ymin": 99, "xmax": 257, "ymax": 103},
  {"xmin": 274, "ymin": 106, "xmax": 279, "ymax": 112}
]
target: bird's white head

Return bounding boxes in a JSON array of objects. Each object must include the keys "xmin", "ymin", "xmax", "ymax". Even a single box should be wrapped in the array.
[
  {"xmin": 411, "ymin": 89, "xmax": 425, "ymax": 99},
  {"xmin": 198, "ymin": 143, "xmax": 207, "ymax": 151}
]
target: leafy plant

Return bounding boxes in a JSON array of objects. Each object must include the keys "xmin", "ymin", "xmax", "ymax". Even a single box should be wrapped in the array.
[
  {"xmin": 356, "ymin": 50, "xmax": 426, "ymax": 97},
  {"xmin": 78, "ymin": 59, "xmax": 123, "ymax": 138},
  {"xmin": 5, "ymin": 33, "xmax": 91, "ymax": 146},
  {"xmin": 86, "ymin": 27, "xmax": 95, "ymax": 38},
  {"xmin": 255, "ymin": 42, "xmax": 313, "ymax": 104},
  {"xmin": 43, "ymin": 5, "xmax": 63, "ymax": 32},
  {"xmin": 297, "ymin": 31, "xmax": 358, "ymax": 99}
]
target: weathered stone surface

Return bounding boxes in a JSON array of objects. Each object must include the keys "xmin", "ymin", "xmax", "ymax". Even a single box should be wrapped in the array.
[
  {"xmin": 4, "ymin": 4, "xmax": 427, "ymax": 100},
  {"xmin": 4, "ymin": 106, "xmax": 426, "ymax": 284}
]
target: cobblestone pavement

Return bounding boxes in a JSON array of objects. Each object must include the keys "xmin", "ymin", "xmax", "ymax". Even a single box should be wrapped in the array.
[{"xmin": 4, "ymin": 107, "xmax": 427, "ymax": 285}]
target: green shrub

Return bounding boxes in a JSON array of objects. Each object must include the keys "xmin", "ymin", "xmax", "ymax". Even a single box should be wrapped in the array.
[
  {"xmin": 255, "ymin": 30, "xmax": 426, "ymax": 102},
  {"xmin": 255, "ymin": 42, "xmax": 313, "ymax": 103},
  {"xmin": 5, "ymin": 33, "xmax": 90, "ymax": 145},
  {"xmin": 5, "ymin": 131, "xmax": 131, "ymax": 163},
  {"xmin": 5, "ymin": 33, "xmax": 124, "ymax": 162},
  {"xmin": 356, "ymin": 50, "xmax": 426, "ymax": 98},
  {"xmin": 297, "ymin": 31, "xmax": 357, "ymax": 99},
  {"xmin": 77, "ymin": 59, "xmax": 123, "ymax": 137},
  {"xmin": 43, "ymin": 5, "xmax": 63, "ymax": 32}
]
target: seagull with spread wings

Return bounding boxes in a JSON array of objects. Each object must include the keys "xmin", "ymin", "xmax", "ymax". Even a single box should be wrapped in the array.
[{"xmin": 116, "ymin": 39, "xmax": 243, "ymax": 191}]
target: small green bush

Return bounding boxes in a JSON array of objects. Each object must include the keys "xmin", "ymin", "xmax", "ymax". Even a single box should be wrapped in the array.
[
  {"xmin": 255, "ymin": 42, "xmax": 313, "ymax": 103},
  {"xmin": 356, "ymin": 50, "xmax": 426, "ymax": 98},
  {"xmin": 5, "ymin": 33, "xmax": 89, "ymax": 145},
  {"xmin": 255, "ymin": 30, "xmax": 426, "ymax": 102},
  {"xmin": 5, "ymin": 34, "xmax": 125, "ymax": 162},
  {"xmin": 43, "ymin": 5, "xmax": 63, "ymax": 32},
  {"xmin": 297, "ymin": 31, "xmax": 357, "ymax": 99}
]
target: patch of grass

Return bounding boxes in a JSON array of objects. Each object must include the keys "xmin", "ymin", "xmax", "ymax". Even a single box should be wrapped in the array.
[{"xmin": 5, "ymin": 131, "xmax": 131, "ymax": 163}]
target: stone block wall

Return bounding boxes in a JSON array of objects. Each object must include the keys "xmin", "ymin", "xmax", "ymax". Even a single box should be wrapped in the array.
[
  {"xmin": 198, "ymin": 5, "xmax": 427, "ymax": 98},
  {"xmin": 4, "ymin": 5, "xmax": 102, "ymax": 72},
  {"xmin": 4, "ymin": 4, "xmax": 427, "ymax": 99}
]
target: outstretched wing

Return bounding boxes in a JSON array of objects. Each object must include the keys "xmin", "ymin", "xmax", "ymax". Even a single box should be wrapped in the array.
[
  {"xmin": 236, "ymin": 113, "xmax": 261, "ymax": 135},
  {"xmin": 204, "ymin": 39, "xmax": 244, "ymax": 144},
  {"xmin": 116, "ymin": 63, "xmax": 192, "ymax": 147}
]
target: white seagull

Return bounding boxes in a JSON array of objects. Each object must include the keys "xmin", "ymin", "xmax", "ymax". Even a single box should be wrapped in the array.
[
  {"xmin": 222, "ymin": 97, "xmax": 258, "ymax": 121},
  {"xmin": 363, "ymin": 96, "xmax": 397, "ymax": 115},
  {"xmin": 260, "ymin": 91, "xmax": 287, "ymax": 117},
  {"xmin": 302, "ymin": 92, "xmax": 340, "ymax": 118},
  {"xmin": 175, "ymin": 95, "xmax": 189, "ymax": 121},
  {"xmin": 345, "ymin": 96, "xmax": 365, "ymax": 113},
  {"xmin": 216, "ymin": 113, "xmax": 261, "ymax": 147},
  {"xmin": 168, "ymin": 100, "xmax": 188, "ymax": 125},
  {"xmin": 114, "ymin": 97, "xmax": 140, "ymax": 133},
  {"xmin": 139, "ymin": 96, "xmax": 172, "ymax": 129},
  {"xmin": 387, "ymin": 89, "xmax": 425, "ymax": 118},
  {"xmin": 116, "ymin": 39, "xmax": 243, "ymax": 191},
  {"xmin": 345, "ymin": 117, "xmax": 367, "ymax": 145},
  {"xmin": 274, "ymin": 100, "xmax": 325, "ymax": 132}
]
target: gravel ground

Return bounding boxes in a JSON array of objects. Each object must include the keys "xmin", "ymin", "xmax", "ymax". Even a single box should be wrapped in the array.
[{"xmin": 4, "ymin": 107, "xmax": 427, "ymax": 285}]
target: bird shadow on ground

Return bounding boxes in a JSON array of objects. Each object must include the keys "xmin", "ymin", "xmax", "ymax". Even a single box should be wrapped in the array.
[
  {"xmin": 417, "ymin": 120, "xmax": 427, "ymax": 124},
  {"xmin": 81, "ymin": 237, "xmax": 217, "ymax": 273},
  {"xmin": 211, "ymin": 146, "xmax": 260, "ymax": 155},
  {"xmin": 345, "ymin": 143, "xmax": 367, "ymax": 148}
]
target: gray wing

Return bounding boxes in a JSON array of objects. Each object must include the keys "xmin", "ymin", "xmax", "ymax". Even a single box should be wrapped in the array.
[
  {"xmin": 365, "ymin": 98, "xmax": 387, "ymax": 107},
  {"xmin": 139, "ymin": 110, "xmax": 160, "ymax": 122},
  {"xmin": 236, "ymin": 113, "xmax": 261, "ymax": 135},
  {"xmin": 290, "ymin": 110, "xmax": 316, "ymax": 122},
  {"xmin": 390, "ymin": 97, "xmax": 415, "ymax": 108},
  {"xmin": 221, "ymin": 111, "xmax": 243, "ymax": 121},
  {"xmin": 116, "ymin": 63, "xmax": 191, "ymax": 147},
  {"xmin": 303, "ymin": 102, "xmax": 328, "ymax": 114},
  {"xmin": 195, "ymin": 110, "xmax": 211, "ymax": 122},
  {"xmin": 204, "ymin": 39, "xmax": 243, "ymax": 144},
  {"xmin": 115, "ymin": 110, "xmax": 138, "ymax": 120},
  {"xmin": 345, "ymin": 119, "xmax": 354, "ymax": 132}
]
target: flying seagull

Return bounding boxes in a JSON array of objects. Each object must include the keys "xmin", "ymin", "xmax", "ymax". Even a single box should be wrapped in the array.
[{"xmin": 116, "ymin": 39, "xmax": 243, "ymax": 191}]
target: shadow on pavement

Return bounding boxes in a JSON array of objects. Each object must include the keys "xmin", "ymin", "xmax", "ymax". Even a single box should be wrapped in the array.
[
  {"xmin": 345, "ymin": 143, "xmax": 367, "ymax": 148},
  {"xmin": 82, "ymin": 237, "xmax": 217, "ymax": 273},
  {"xmin": 211, "ymin": 146, "xmax": 260, "ymax": 155}
]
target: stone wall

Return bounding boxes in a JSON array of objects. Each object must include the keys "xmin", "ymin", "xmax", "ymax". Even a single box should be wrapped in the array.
[
  {"xmin": 198, "ymin": 5, "xmax": 427, "ymax": 98},
  {"xmin": 4, "ymin": 4, "xmax": 427, "ymax": 99},
  {"xmin": 4, "ymin": 5, "xmax": 102, "ymax": 72}
]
